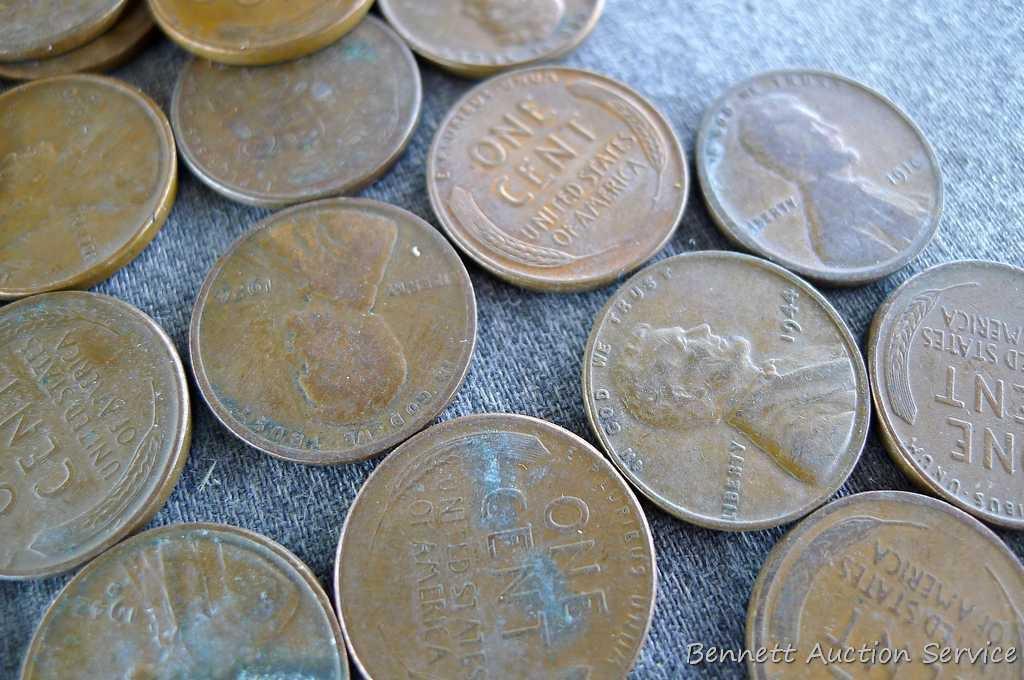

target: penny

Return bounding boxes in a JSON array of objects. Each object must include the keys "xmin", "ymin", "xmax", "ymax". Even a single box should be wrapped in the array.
[
  {"xmin": 0, "ymin": 2, "xmax": 155, "ymax": 82},
  {"xmin": 428, "ymin": 66, "xmax": 688, "ymax": 292},
  {"xmin": 20, "ymin": 523, "xmax": 349, "ymax": 679},
  {"xmin": 0, "ymin": 292, "xmax": 191, "ymax": 580},
  {"xmin": 378, "ymin": 0, "xmax": 604, "ymax": 78},
  {"xmin": 0, "ymin": 0, "xmax": 128, "ymax": 62},
  {"xmin": 583, "ymin": 251, "xmax": 871, "ymax": 530},
  {"xmin": 148, "ymin": 0, "xmax": 374, "ymax": 65},
  {"xmin": 868, "ymin": 260, "xmax": 1024, "ymax": 529},
  {"xmin": 171, "ymin": 16, "xmax": 421, "ymax": 208},
  {"xmin": 747, "ymin": 491, "xmax": 1024, "ymax": 679},
  {"xmin": 697, "ymin": 70, "xmax": 943, "ymax": 286},
  {"xmin": 190, "ymin": 198, "xmax": 477, "ymax": 465},
  {"xmin": 335, "ymin": 413, "xmax": 656, "ymax": 679},
  {"xmin": 0, "ymin": 75, "xmax": 177, "ymax": 300}
]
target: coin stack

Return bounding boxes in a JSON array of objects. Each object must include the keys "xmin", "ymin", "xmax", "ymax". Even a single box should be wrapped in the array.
[{"xmin": 1, "ymin": 2, "xmax": 1021, "ymax": 679}]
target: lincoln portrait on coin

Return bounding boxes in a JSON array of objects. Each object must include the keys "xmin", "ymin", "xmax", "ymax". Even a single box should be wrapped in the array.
[
  {"xmin": 613, "ymin": 323, "xmax": 857, "ymax": 484},
  {"xmin": 737, "ymin": 93, "xmax": 929, "ymax": 268},
  {"xmin": 463, "ymin": 0, "xmax": 564, "ymax": 45}
]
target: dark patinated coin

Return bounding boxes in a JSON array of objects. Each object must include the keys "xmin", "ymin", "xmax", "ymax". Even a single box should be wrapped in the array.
[
  {"xmin": 21, "ymin": 523, "xmax": 349, "ymax": 679},
  {"xmin": 748, "ymin": 491, "xmax": 1024, "ymax": 679},
  {"xmin": 697, "ymin": 70, "xmax": 943, "ymax": 285},
  {"xmin": 869, "ymin": 260, "xmax": 1024, "ymax": 529},
  {"xmin": 335, "ymin": 414, "xmax": 656, "ymax": 679},
  {"xmin": 583, "ymin": 251, "xmax": 870, "ymax": 530},
  {"xmin": 0, "ymin": 0, "xmax": 129, "ymax": 62}
]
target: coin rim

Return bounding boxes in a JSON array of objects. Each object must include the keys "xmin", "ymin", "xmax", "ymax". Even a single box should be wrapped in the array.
[
  {"xmin": 695, "ymin": 68, "xmax": 945, "ymax": 286},
  {"xmin": 582, "ymin": 250, "xmax": 871, "ymax": 530},
  {"xmin": 427, "ymin": 65, "xmax": 689, "ymax": 293},
  {"xmin": 189, "ymin": 197, "xmax": 478, "ymax": 465},
  {"xmin": 744, "ymin": 489, "xmax": 1024, "ymax": 679},
  {"xmin": 867, "ymin": 259, "xmax": 1024, "ymax": 529},
  {"xmin": 0, "ymin": 291, "xmax": 192, "ymax": 580},
  {"xmin": 169, "ymin": 16, "xmax": 422, "ymax": 209},
  {"xmin": 0, "ymin": 0, "xmax": 129, "ymax": 62},
  {"xmin": 332, "ymin": 412, "xmax": 657, "ymax": 679},
  {"xmin": 19, "ymin": 521, "xmax": 348, "ymax": 679},
  {"xmin": 0, "ymin": 74, "xmax": 178, "ymax": 301}
]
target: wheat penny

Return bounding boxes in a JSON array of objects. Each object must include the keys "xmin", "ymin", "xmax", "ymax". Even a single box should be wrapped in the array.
[{"xmin": 0, "ymin": 0, "xmax": 129, "ymax": 62}]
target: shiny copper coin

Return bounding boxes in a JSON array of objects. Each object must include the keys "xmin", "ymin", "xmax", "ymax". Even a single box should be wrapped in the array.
[
  {"xmin": 0, "ymin": 2, "xmax": 155, "ymax": 82},
  {"xmin": 190, "ymin": 198, "xmax": 477, "ymax": 465},
  {"xmin": 21, "ymin": 523, "xmax": 349, "ymax": 679},
  {"xmin": 148, "ymin": 0, "xmax": 374, "ymax": 65},
  {"xmin": 335, "ymin": 413, "xmax": 656, "ymax": 679},
  {"xmin": 697, "ymin": 70, "xmax": 943, "ymax": 285},
  {"xmin": 171, "ymin": 16, "xmax": 420, "ymax": 208},
  {"xmin": 0, "ymin": 0, "xmax": 129, "ymax": 62},
  {"xmin": 869, "ymin": 260, "xmax": 1024, "ymax": 529},
  {"xmin": 379, "ymin": 0, "xmax": 604, "ymax": 77},
  {"xmin": 583, "ymin": 251, "xmax": 870, "ymax": 530},
  {"xmin": 0, "ymin": 75, "xmax": 177, "ymax": 300},
  {"xmin": 428, "ymin": 66, "xmax": 688, "ymax": 292},
  {"xmin": 0, "ymin": 292, "xmax": 191, "ymax": 580},
  {"xmin": 748, "ymin": 491, "xmax": 1024, "ymax": 678}
]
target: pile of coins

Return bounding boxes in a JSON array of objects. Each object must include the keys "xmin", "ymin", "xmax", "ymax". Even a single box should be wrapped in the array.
[{"xmin": 1, "ymin": 2, "xmax": 1021, "ymax": 678}]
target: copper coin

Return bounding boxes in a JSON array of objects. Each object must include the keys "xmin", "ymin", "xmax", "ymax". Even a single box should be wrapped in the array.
[
  {"xmin": 0, "ymin": 2, "xmax": 155, "ymax": 82},
  {"xmin": 0, "ymin": 75, "xmax": 177, "ymax": 301},
  {"xmin": 747, "ymin": 491, "xmax": 1024, "ymax": 678},
  {"xmin": 335, "ymin": 413, "xmax": 656, "ymax": 679},
  {"xmin": 148, "ymin": 0, "xmax": 374, "ymax": 65},
  {"xmin": 20, "ymin": 523, "xmax": 349, "ymax": 679},
  {"xmin": 697, "ymin": 70, "xmax": 943, "ymax": 286},
  {"xmin": 0, "ymin": 0, "xmax": 129, "ymax": 62},
  {"xmin": 171, "ymin": 16, "xmax": 421, "ymax": 208},
  {"xmin": 0, "ymin": 292, "xmax": 191, "ymax": 580},
  {"xmin": 583, "ymin": 251, "xmax": 871, "ymax": 530},
  {"xmin": 869, "ymin": 260, "xmax": 1024, "ymax": 529},
  {"xmin": 378, "ymin": 0, "xmax": 604, "ymax": 77},
  {"xmin": 428, "ymin": 66, "xmax": 688, "ymax": 292},
  {"xmin": 190, "ymin": 198, "xmax": 477, "ymax": 465}
]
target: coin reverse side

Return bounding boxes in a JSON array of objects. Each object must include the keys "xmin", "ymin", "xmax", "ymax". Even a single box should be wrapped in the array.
[
  {"xmin": 0, "ymin": 292, "xmax": 191, "ymax": 579},
  {"xmin": 583, "ymin": 251, "xmax": 870, "ymax": 530},
  {"xmin": 0, "ymin": 0, "xmax": 128, "ymax": 62},
  {"xmin": 335, "ymin": 414, "xmax": 656, "ymax": 679}
]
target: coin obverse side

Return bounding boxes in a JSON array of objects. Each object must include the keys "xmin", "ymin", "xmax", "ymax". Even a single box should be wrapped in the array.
[
  {"xmin": 0, "ymin": 75, "xmax": 178, "ymax": 301},
  {"xmin": 335, "ymin": 414, "xmax": 656, "ymax": 679},
  {"xmin": 869, "ymin": 260, "xmax": 1024, "ymax": 529},
  {"xmin": 378, "ymin": 0, "xmax": 604, "ymax": 77},
  {"xmin": 20, "ymin": 523, "xmax": 349, "ymax": 679},
  {"xmin": 171, "ymin": 16, "xmax": 421, "ymax": 208},
  {"xmin": 0, "ymin": 2, "xmax": 155, "ymax": 82},
  {"xmin": 190, "ymin": 198, "xmax": 477, "ymax": 465},
  {"xmin": 583, "ymin": 251, "xmax": 871, "ymax": 530},
  {"xmin": 147, "ymin": 0, "xmax": 373, "ymax": 65},
  {"xmin": 429, "ymin": 66, "xmax": 688, "ymax": 292},
  {"xmin": 747, "ymin": 491, "xmax": 1024, "ymax": 679},
  {"xmin": 0, "ymin": 292, "xmax": 191, "ymax": 579},
  {"xmin": 697, "ymin": 70, "xmax": 943, "ymax": 286},
  {"xmin": 0, "ymin": 0, "xmax": 128, "ymax": 62}
]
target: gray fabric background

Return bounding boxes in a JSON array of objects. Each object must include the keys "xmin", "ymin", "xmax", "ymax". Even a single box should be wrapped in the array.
[{"xmin": 2, "ymin": 1, "xmax": 1023, "ymax": 677}]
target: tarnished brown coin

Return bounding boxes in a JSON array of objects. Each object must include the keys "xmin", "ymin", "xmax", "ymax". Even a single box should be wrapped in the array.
[
  {"xmin": 697, "ymin": 70, "xmax": 943, "ymax": 286},
  {"xmin": 335, "ymin": 414, "xmax": 656, "ymax": 679},
  {"xmin": 583, "ymin": 251, "xmax": 870, "ymax": 530},
  {"xmin": 148, "ymin": 0, "xmax": 374, "ymax": 65},
  {"xmin": 0, "ymin": 75, "xmax": 177, "ymax": 300},
  {"xmin": 0, "ymin": 0, "xmax": 128, "ymax": 62},
  {"xmin": 378, "ymin": 0, "xmax": 604, "ymax": 77},
  {"xmin": 747, "ymin": 491, "xmax": 1024, "ymax": 678},
  {"xmin": 0, "ymin": 292, "xmax": 191, "ymax": 580},
  {"xmin": 428, "ymin": 66, "xmax": 688, "ymax": 292},
  {"xmin": 171, "ymin": 16, "xmax": 421, "ymax": 208},
  {"xmin": 20, "ymin": 523, "xmax": 349, "ymax": 679},
  {"xmin": 869, "ymin": 260, "xmax": 1024, "ymax": 529},
  {"xmin": 190, "ymin": 198, "xmax": 477, "ymax": 465},
  {"xmin": 0, "ymin": 2, "xmax": 155, "ymax": 82}
]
